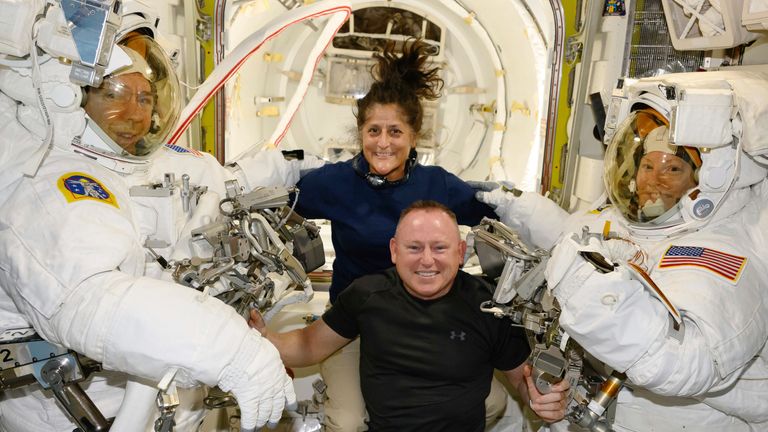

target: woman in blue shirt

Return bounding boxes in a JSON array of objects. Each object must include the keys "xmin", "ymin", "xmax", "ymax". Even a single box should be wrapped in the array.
[{"xmin": 293, "ymin": 39, "xmax": 500, "ymax": 431}]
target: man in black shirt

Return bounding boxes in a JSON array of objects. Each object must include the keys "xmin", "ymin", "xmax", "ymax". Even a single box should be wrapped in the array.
[{"xmin": 250, "ymin": 200, "xmax": 569, "ymax": 431}]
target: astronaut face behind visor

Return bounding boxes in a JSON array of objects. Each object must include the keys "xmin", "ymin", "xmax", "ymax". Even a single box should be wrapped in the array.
[
  {"xmin": 605, "ymin": 108, "xmax": 701, "ymax": 224},
  {"xmin": 85, "ymin": 72, "xmax": 154, "ymax": 155},
  {"xmin": 81, "ymin": 33, "xmax": 180, "ymax": 159}
]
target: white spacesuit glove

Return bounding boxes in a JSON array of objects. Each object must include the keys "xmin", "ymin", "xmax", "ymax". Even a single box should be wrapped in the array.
[
  {"xmin": 545, "ymin": 234, "xmax": 606, "ymax": 299},
  {"xmin": 548, "ymin": 233, "xmax": 646, "ymax": 273},
  {"xmin": 468, "ymin": 180, "xmax": 517, "ymax": 210},
  {"xmin": 545, "ymin": 233, "xmax": 644, "ymax": 293},
  {"xmin": 466, "ymin": 180, "xmax": 501, "ymax": 192},
  {"xmin": 291, "ymin": 152, "xmax": 326, "ymax": 178},
  {"xmin": 601, "ymin": 238, "xmax": 649, "ymax": 271},
  {"xmin": 218, "ymin": 331, "xmax": 298, "ymax": 430},
  {"xmin": 545, "ymin": 233, "xmax": 667, "ymax": 372},
  {"xmin": 471, "ymin": 181, "xmax": 568, "ymax": 250}
]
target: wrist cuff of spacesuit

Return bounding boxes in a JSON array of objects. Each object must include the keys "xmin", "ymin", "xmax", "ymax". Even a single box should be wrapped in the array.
[
  {"xmin": 550, "ymin": 261, "xmax": 596, "ymax": 305},
  {"xmin": 218, "ymin": 331, "xmax": 268, "ymax": 392}
]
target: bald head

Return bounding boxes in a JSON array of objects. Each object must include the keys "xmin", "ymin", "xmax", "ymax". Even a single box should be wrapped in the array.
[{"xmin": 395, "ymin": 200, "xmax": 460, "ymax": 238}]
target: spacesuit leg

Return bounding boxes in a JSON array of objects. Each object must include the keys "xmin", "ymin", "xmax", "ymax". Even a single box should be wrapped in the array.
[
  {"xmin": 0, "ymin": 371, "xmax": 127, "ymax": 432},
  {"xmin": 320, "ymin": 337, "xmax": 369, "ymax": 432},
  {"xmin": 613, "ymin": 388, "xmax": 753, "ymax": 432},
  {"xmin": 544, "ymin": 419, "xmax": 582, "ymax": 432}
]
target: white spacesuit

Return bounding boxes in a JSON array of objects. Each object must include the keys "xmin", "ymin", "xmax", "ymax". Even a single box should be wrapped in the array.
[
  {"xmin": 0, "ymin": 1, "xmax": 315, "ymax": 430},
  {"xmin": 479, "ymin": 70, "xmax": 768, "ymax": 431}
]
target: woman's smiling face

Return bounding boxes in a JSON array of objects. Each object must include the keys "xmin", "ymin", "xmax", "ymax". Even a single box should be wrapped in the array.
[{"xmin": 360, "ymin": 103, "xmax": 416, "ymax": 181}]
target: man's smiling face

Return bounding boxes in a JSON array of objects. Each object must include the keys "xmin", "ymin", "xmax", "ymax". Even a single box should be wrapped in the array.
[{"xmin": 390, "ymin": 207, "xmax": 466, "ymax": 300}]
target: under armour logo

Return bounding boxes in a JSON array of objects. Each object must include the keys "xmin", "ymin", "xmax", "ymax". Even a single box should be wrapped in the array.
[{"xmin": 450, "ymin": 331, "xmax": 466, "ymax": 341}]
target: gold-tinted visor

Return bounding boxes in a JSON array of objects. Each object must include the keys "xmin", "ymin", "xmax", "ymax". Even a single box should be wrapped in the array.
[{"xmin": 604, "ymin": 109, "xmax": 699, "ymax": 223}]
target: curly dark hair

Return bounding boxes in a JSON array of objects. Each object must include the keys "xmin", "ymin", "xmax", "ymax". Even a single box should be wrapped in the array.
[{"xmin": 355, "ymin": 39, "xmax": 443, "ymax": 136}]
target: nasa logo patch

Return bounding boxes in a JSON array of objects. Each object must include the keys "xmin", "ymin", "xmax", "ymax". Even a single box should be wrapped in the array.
[{"xmin": 57, "ymin": 172, "xmax": 119, "ymax": 208}]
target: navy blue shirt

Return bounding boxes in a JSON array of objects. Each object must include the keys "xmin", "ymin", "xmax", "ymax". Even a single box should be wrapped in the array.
[{"xmin": 295, "ymin": 156, "xmax": 496, "ymax": 302}]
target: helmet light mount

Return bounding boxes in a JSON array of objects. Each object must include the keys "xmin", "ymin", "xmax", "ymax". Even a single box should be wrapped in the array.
[
  {"xmin": 33, "ymin": 0, "xmax": 124, "ymax": 88},
  {"xmin": 62, "ymin": 0, "xmax": 123, "ymax": 87}
]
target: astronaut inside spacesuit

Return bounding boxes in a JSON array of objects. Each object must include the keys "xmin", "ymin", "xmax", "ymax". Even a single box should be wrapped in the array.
[
  {"xmin": 82, "ymin": 40, "xmax": 158, "ymax": 157},
  {"xmin": 626, "ymin": 120, "xmax": 699, "ymax": 222},
  {"xmin": 477, "ymin": 74, "xmax": 768, "ymax": 430},
  {"xmin": 0, "ymin": 1, "xmax": 317, "ymax": 430}
]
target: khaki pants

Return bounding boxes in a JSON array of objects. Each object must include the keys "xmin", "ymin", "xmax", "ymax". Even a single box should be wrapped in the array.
[{"xmin": 320, "ymin": 337, "xmax": 508, "ymax": 431}]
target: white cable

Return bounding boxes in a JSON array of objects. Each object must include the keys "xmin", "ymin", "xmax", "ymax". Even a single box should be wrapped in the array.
[
  {"xmin": 24, "ymin": 27, "xmax": 54, "ymax": 177},
  {"xmin": 178, "ymin": 79, "xmax": 204, "ymax": 91},
  {"xmin": 267, "ymin": 7, "xmax": 350, "ymax": 147},
  {"xmin": 167, "ymin": 1, "xmax": 352, "ymax": 145}
]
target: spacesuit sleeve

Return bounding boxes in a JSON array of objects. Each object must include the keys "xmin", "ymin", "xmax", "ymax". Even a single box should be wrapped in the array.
[
  {"xmin": 624, "ymin": 264, "xmax": 766, "ymax": 396},
  {"xmin": 231, "ymin": 148, "xmax": 324, "ymax": 190},
  {"xmin": 506, "ymin": 192, "xmax": 570, "ymax": 250},
  {"xmin": 52, "ymin": 272, "xmax": 254, "ymax": 386},
  {"xmin": 554, "ymin": 257, "xmax": 758, "ymax": 400},
  {"xmin": 474, "ymin": 183, "xmax": 570, "ymax": 249},
  {"xmin": 0, "ymin": 171, "xmax": 261, "ymax": 387}
]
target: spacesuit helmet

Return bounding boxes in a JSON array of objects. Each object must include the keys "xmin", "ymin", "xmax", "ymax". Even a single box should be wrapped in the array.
[
  {"xmin": 76, "ymin": 26, "xmax": 180, "ymax": 168},
  {"xmin": 604, "ymin": 107, "xmax": 701, "ymax": 226},
  {"xmin": 604, "ymin": 83, "xmax": 768, "ymax": 241}
]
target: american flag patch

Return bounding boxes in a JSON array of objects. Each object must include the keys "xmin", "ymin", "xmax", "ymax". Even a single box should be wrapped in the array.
[
  {"xmin": 658, "ymin": 246, "xmax": 747, "ymax": 282},
  {"xmin": 164, "ymin": 143, "xmax": 203, "ymax": 157}
]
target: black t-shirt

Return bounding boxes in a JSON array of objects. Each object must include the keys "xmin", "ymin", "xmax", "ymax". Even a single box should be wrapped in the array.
[{"xmin": 323, "ymin": 268, "xmax": 531, "ymax": 432}]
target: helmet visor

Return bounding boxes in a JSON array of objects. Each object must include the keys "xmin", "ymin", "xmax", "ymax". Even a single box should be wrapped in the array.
[
  {"xmin": 604, "ymin": 109, "xmax": 699, "ymax": 223},
  {"xmin": 83, "ymin": 34, "xmax": 180, "ymax": 158}
]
